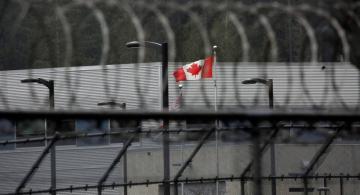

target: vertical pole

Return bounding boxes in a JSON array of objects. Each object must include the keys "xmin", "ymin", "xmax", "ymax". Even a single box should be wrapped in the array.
[
  {"xmin": 51, "ymin": 145, "xmax": 56, "ymax": 195},
  {"xmin": 253, "ymin": 127, "xmax": 262, "ymax": 195},
  {"xmin": 98, "ymin": 185, "xmax": 102, "ymax": 195},
  {"xmin": 162, "ymin": 42, "xmax": 170, "ymax": 195},
  {"xmin": 268, "ymin": 80, "xmax": 273, "ymax": 109},
  {"xmin": 174, "ymin": 181, "xmax": 178, "ymax": 195},
  {"xmin": 123, "ymin": 152, "xmax": 128, "ymax": 195},
  {"xmin": 123, "ymin": 103, "xmax": 128, "ymax": 195},
  {"xmin": 323, "ymin": 177, "xmax": 328, "ymax": 195},
  {"xmin": 270, "ymin": 143, "xmax": 276, "ymax": 195},
  {"xmin": 49, "ymin": 80, "xmax": 56, "ymax": 195},
  {"xmin": 181, "ymin": 182, "xmax": 184, "ymax": 195},
  {"xmin": 304, "ymin": 177, "xmax": 308, "ymax": 195},
  {"xmin": 213, "ymin": 47, "xmax": 218, "ymax": 112},
  {"xmin": 213, "ymin": 46, "xmax": 219, "ymax": 195},
  {"xmin": 268, "ymin": 79, "xmax": 276, "ymax": 195},
  {"xmin": 49, "ymin": 80, "xmax": 55, "ymax": 109},
  {"xmin": 340, "ymin": 177, "xmax": 343, "ymax": 195},
  {"xmin": 241, "ymin": 179, "xmax": 245, "ymax": 195}
]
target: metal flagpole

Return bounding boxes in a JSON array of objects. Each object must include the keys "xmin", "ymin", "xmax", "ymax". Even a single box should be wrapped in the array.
[
  {"xmin": 179, "ymin": 83, "xmax": 183, "ymax": 195},
  {"xmin": 213, "ymin": 45, "xmax": 218, "ymax": 113},
  {"xmin": 173, "ymin": 83, "xmax": 183, "ymax": 195},
  {"xmin": 213, "ymin": 45, "xmax": 219, "ymax": 195}
]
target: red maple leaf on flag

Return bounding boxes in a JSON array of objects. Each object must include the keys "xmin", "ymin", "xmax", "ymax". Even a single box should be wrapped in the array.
[{"xmin": 187, "ymin": 63, "xmax": 201, "ymax": 76}]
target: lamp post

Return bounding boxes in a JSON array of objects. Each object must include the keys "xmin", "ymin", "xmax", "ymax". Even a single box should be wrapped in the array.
[
  {"xmin": 21, "ymin": 78, "xmax": 56, "ymax": 195},
  {"xmin": 126, "ymin": 41, "xmax": 170, "ymax": 195},
  {"xmin": 242, "ymin": 78, "xmax": 274, "ymax": 195},
  {"xmin": 97, "ymin": 101, "xmax": 127, "ymax": 195}
]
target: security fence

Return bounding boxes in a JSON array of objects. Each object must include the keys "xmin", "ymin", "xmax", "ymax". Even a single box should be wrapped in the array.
[
  {"xmin": 0, "ymin": 0, "xmax": 360, "ymax": 195},
  {"xmin": 0, "ymin": 111, "xmax": 360, "ymax": 195}
]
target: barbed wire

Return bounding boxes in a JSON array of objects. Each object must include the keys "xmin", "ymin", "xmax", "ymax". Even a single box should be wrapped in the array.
[
  {"xmin": 0, "ymin": 0, "xmax": 359, "ymax": 110},
  {"xmin": 0, "ymin": 1, "xmax": 360, "ymax": 194},
  {"xmin": 2, "ymin": 173, "xmax": 360, "ymax": 195}
]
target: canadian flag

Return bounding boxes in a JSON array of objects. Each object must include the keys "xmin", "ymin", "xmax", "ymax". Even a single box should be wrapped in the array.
[{"xmin": 173, "ymin": 56, "xmax": 214, "ymax": 82}]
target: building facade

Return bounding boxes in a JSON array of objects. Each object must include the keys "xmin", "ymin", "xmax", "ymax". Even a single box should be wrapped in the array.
[{"xmin": 0, "ymin": 62, "xmax": 359, "ymax": 194}]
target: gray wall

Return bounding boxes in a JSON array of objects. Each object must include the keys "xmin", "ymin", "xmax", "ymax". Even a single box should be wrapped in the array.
[
  {"xmin": 0, "ymin": 63, "xmax": 161, "ymax": 111},
  {"xmin": 0, "ymin": 62, "xmax": 358, "ymax": 111},
  {"xmin": 169, "ymin": 62, "xmax": 360, "ymax": 110}
]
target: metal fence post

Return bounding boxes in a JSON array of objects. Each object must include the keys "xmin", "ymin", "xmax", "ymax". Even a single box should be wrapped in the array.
[
  {"xmin": 303, "ymin": 177, "xmax": 308, "ymax": 195},
  {"xmin": 51, "ymin": 144, "xmax": 56, "ymax": 195},
  {"xmin": 340, "ymin": 176, "xmax": 343, "ymax": 195},
  {"xmin": 270, "ymin": 141, "xmax": 276, "ymax": 195},
  {"xmin": 253, "ymin": 127, "xmax": 262, "ymax": 195},
  {"xmin": 241, "ymin": 179, "xmax": 245, "ymax": 195},
  {"xmin": 98, "ymin": 184, "xmax": 102, "ymax": 195},
  {"xmin": 174, "ymin": 181, "xmax": 178, "ymax": 195},
  {"xmin": 124, "ymin": 151, "xmax": 128, "ymax": 195}
]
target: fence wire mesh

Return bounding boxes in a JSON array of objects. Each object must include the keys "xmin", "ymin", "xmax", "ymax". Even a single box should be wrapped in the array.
[{"xmin": 0, "ymin": 0, "xmax": 360, "ymax": 195}]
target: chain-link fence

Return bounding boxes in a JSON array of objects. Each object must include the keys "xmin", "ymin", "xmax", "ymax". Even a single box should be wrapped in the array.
[{"xmin": 0, "ymin": 0, "xmax": 360, "ymax": 195}]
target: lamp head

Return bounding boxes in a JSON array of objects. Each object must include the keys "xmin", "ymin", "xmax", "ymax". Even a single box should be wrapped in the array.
[
  {"xmin": 97, "ymin": 101, "xmax": 126, "ymax": 109},
  {"xmin": 21, "ymin": 78, "xmax": 39, "ymax": 83},
  {"xmin": 126, "ymin": 41, "xmax": 162, "ymax": 48},
  {"xmin": 126, "ymin": 41, "xmax": 141, "ymax": 48},
  {"xmin": 242, "ymin": 78, "xmax": 269, "ymax": 85},
  {"xmin": 242, "ymin": 79, "xmax": 257, "ymax": 84}
]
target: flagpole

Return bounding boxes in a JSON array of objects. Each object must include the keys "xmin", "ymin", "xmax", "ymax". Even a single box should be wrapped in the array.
[
  {"xmin": 213, "ymin": 45, "xmax": 218, "ymax": 112},
  {"xmin": 213, "ymin": 45, "xmax": 219, "ymax": 195}
]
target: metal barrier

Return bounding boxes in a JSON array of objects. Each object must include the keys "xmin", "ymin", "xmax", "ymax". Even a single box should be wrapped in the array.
[
  {"xmin": 0, "ymin": 111, "xmax": 358, "ymax": 194},
  {"xmin": 0, "ymin": 0, "xmax": 360, "ymax": 195}
]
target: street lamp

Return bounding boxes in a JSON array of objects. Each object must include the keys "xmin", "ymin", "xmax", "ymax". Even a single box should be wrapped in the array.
[
  {"xmin": 21, "ymin": 78, "xmax": 56, "ymax": 195},
  {"xmin": 97, "ymin": 101, "xmax": 127, "ymax": 195},
  {"xmin": 241, "ymin": 78, "xmax": 273, "ymax": 109},
  {"xmin": 242, "ymin": 78, "xmax": 275, "ymax": 195},
  {"xmin": 126, "ymin": 41, "xmax": 170, "ymax": 195},
  {"xmin": 126, "ymin": 41, "xmax": 168, "ymax": 110}
]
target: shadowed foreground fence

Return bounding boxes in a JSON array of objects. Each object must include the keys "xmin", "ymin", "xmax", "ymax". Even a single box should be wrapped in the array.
[{"xmin": 0, "ymin": 111, "xmax": 360, "ymax": 194}]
